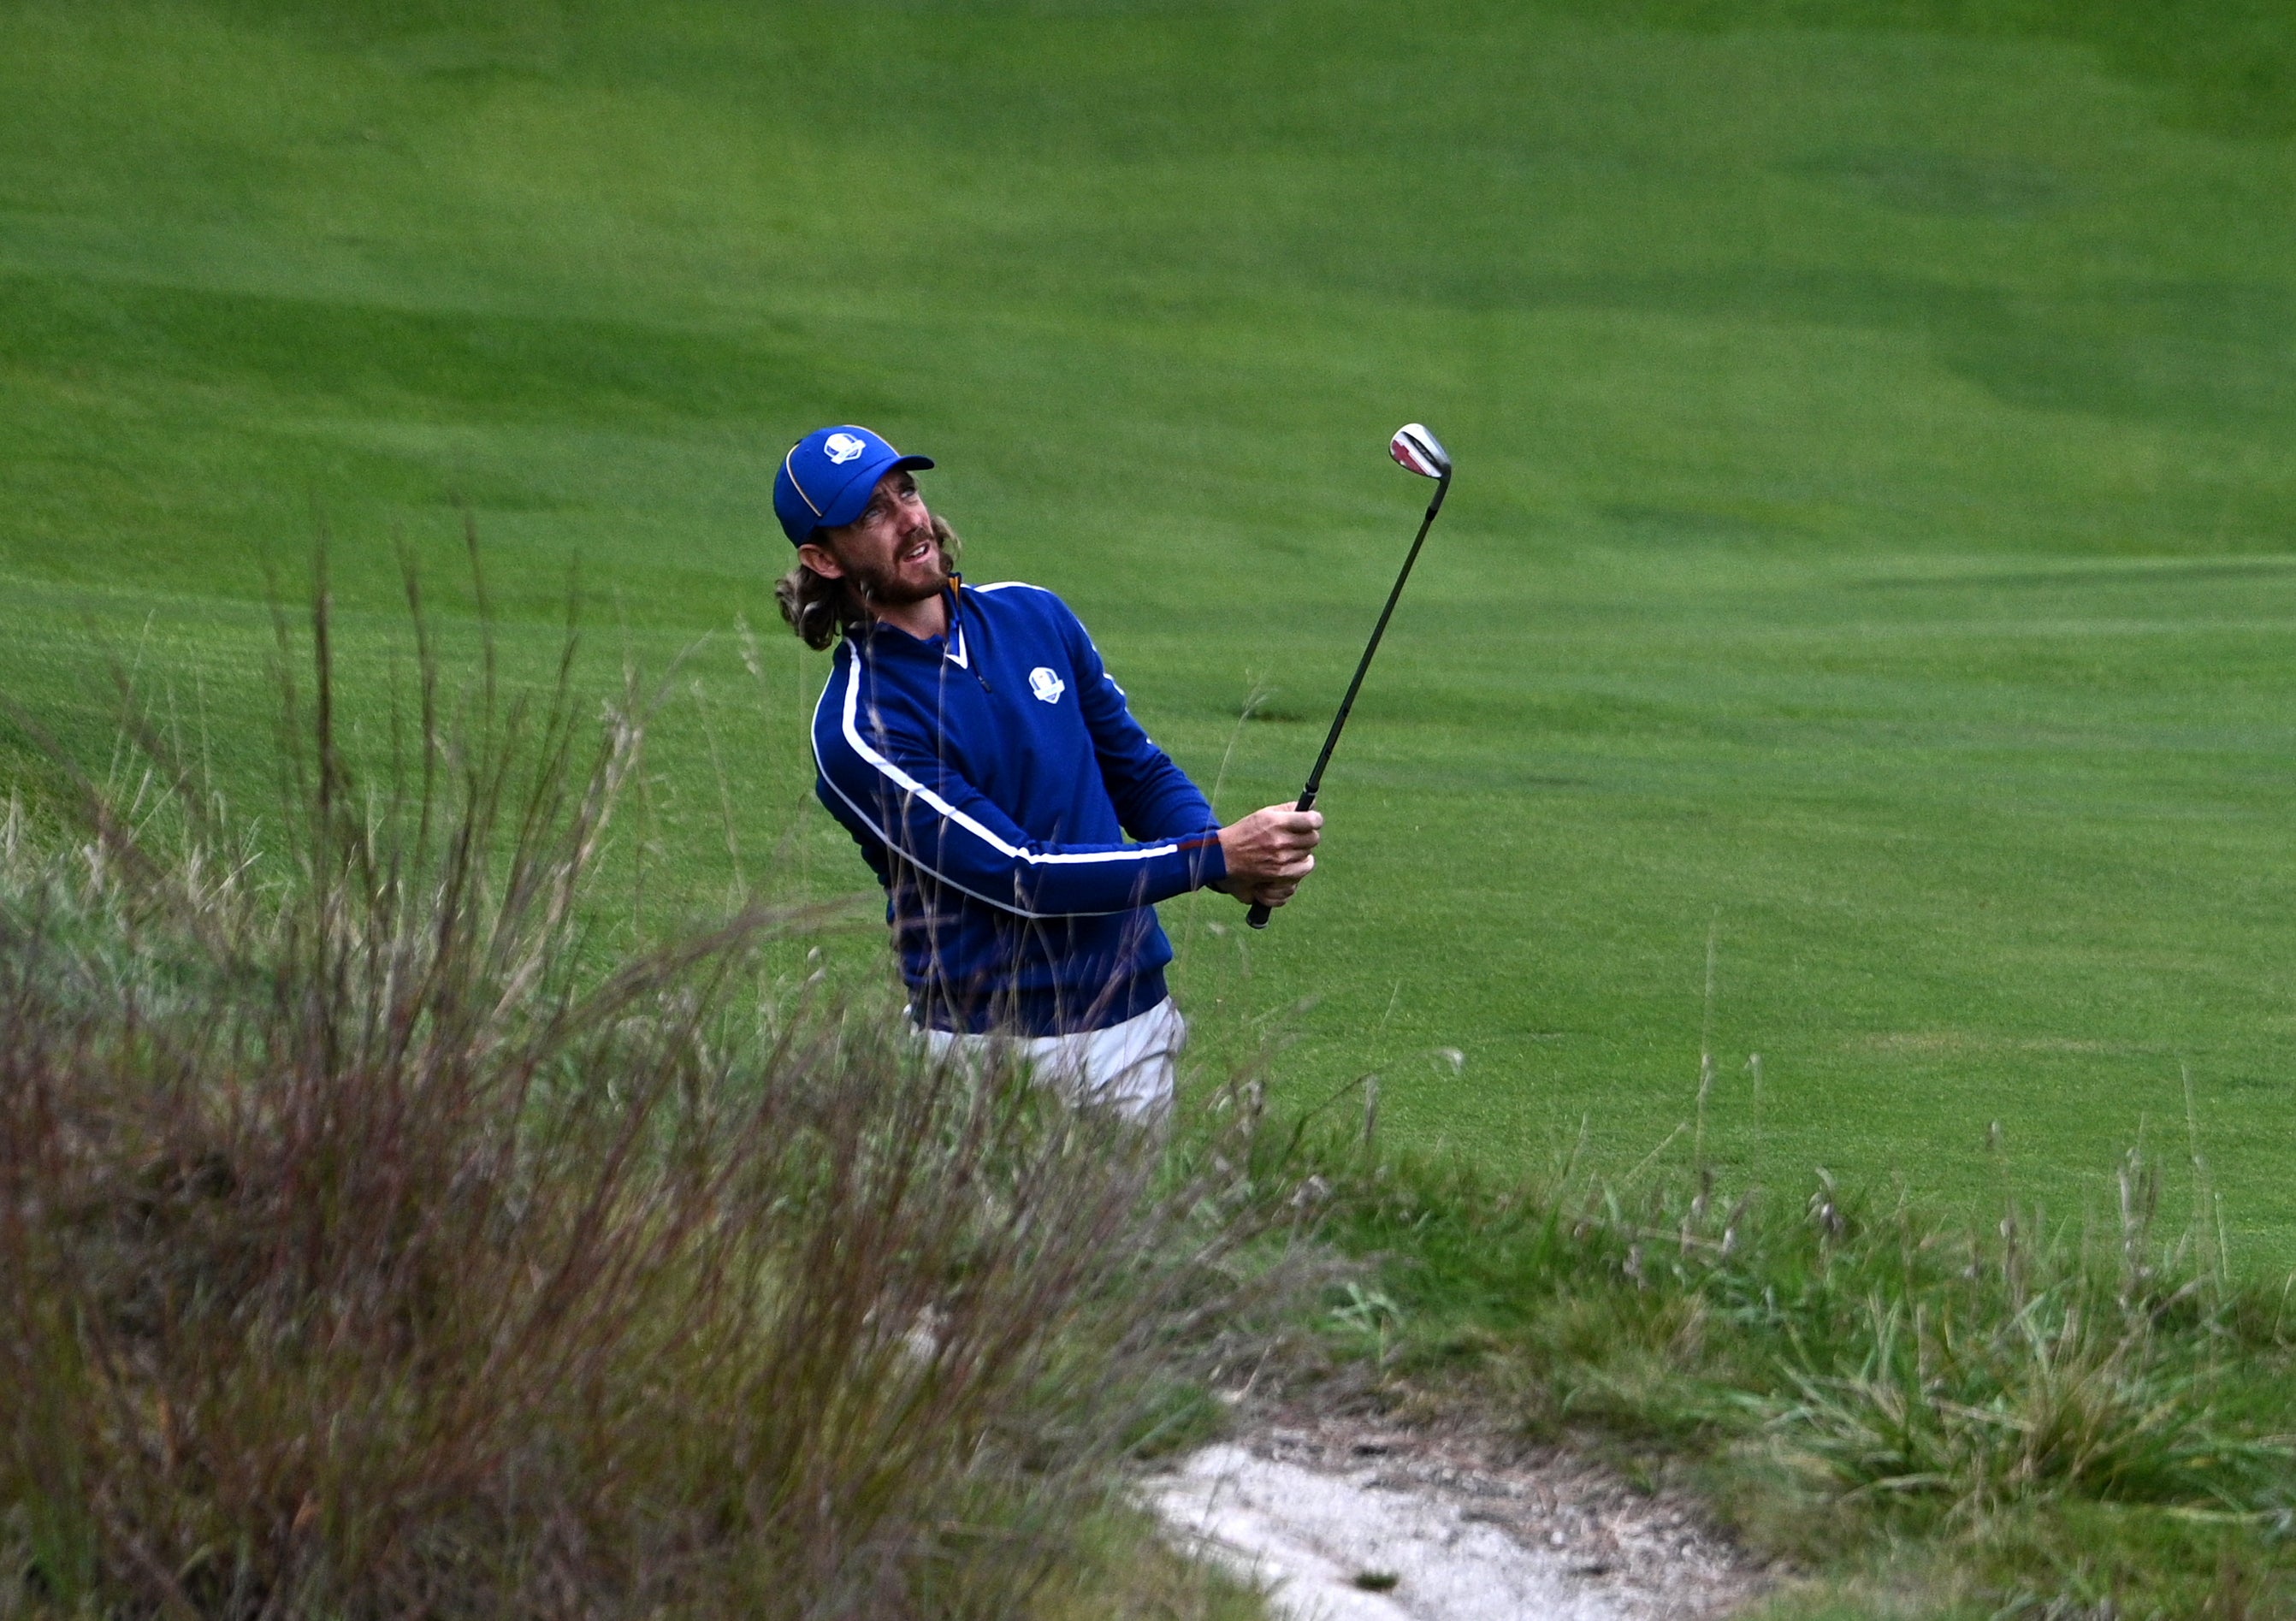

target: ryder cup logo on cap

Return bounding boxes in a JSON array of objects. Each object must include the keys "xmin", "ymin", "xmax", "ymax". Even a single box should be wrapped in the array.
[{"xmin": 773, "ymin": 424, "xmax": 936, "ymax": 546}]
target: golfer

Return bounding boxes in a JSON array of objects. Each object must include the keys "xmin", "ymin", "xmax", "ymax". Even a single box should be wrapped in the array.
[{"xmin": 772, "ymin": 424, "xmax": 1320, "ymax": 1119}]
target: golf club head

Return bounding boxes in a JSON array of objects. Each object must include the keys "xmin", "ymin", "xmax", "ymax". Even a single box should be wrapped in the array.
[{"xmin": 1389, "ymin": 423, "xmax": 1451, "ymax": 481}]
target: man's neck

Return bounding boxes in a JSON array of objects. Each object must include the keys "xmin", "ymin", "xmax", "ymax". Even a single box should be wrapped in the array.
[{"xmin": 865, "ymin": 588, "xmax": 949, "ymax": 642}]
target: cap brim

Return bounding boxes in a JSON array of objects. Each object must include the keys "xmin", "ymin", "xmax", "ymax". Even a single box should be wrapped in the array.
[{"xmin": 814, "ymin": 450, "xmax": 936, "ymax": 529}]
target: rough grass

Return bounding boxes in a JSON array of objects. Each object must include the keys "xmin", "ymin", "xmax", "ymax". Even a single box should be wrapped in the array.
[
  {"xmin": 1293, "ymin": 1116, "xmax": 2296, "ymax": 1616},
  {"xmin": 0, "ymin": 583, "xmax": 1287, "ymax": 1620}
]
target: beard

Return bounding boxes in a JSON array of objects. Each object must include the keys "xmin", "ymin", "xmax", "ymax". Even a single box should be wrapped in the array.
[{"xmin": 844, "ymin": 536, "xmax": 950, "ymax": 610}]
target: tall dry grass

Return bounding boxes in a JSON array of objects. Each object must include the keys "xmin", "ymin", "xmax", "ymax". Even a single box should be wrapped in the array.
[{"xmin": 0, "ymin": 573, "xmax": 1281, "ymax": 1619}]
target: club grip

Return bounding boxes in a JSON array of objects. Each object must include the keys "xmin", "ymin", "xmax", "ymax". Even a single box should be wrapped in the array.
[{"xmin": 1243, "ymin": 788, "xmax": 1317, "ymax": 933}]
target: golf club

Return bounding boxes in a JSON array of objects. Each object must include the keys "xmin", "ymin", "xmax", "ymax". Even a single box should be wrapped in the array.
[{"xmin": 1247, "ymin": 423, "xmax": 1453, "ymax": 930}]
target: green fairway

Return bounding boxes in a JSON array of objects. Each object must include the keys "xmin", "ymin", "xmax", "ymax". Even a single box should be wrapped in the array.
[{"xmin": 6, "ymin": 2, "xmax": 2296, "ymax": 1253}]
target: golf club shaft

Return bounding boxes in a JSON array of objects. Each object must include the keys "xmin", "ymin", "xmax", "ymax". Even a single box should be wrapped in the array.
[{"xmin": 1247, "ymin": 473, "xmax": 1451, "ymax": 930}]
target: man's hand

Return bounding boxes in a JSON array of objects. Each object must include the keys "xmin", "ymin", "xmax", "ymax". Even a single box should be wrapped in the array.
[
  {"xmin": 1229, "ymin": 876, "xmax": 1301, "ymax": 909},
  {"xmin": 1216, "ymin": 803, "xmax": 1322, "ymax": 909}
]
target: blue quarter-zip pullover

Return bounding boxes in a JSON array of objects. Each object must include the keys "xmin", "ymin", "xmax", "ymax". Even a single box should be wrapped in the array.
[{"xmin": 810, "ymin": 580, "xmax": 1228, "ymax": 1036}]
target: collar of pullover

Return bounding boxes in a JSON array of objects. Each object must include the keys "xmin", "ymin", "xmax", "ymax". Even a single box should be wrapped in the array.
[{"xmin": 849, "ymin": 583, "xmax": 976, "ymax": 666}]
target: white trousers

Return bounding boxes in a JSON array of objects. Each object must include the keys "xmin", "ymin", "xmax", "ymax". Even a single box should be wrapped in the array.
[{"xmin": 921, "ymin": 997, "xmax": 1185, "ymax": 1122}]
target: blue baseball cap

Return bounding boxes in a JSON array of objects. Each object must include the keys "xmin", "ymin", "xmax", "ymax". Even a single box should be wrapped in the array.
[{"xmin": 773, "ymin": 425, "xmax": 934, "ymax": 546}]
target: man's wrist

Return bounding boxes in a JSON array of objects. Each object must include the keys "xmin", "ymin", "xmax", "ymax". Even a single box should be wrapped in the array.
[{"xmin": 1199, "ymin": 824, "xmax": 1232, "ymax": 893}]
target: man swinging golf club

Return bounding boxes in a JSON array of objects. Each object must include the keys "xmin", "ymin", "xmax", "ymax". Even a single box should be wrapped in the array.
[{"xmin": 772, "ymin": 424, "xmax": 1320, "ymax": 1120}]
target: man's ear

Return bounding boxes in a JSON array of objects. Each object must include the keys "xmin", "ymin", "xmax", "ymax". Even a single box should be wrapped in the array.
[{"xmin": 795, "ymin": 540, "xmax": 844, "ymax": 578}]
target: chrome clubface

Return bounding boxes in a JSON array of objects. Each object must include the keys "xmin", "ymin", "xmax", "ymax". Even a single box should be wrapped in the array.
[{"xmin": 1388, "ymin": 423, "xmax": 1451, "ymax": 480}]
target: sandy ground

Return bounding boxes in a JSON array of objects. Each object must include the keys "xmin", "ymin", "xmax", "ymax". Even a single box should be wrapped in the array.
[{"xmin": 1147, "ymin": 1411, "xmax": 1760, "ymax": 1621}]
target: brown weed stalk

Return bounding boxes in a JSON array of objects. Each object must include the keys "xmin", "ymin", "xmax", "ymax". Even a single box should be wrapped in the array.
[{"xmin": 0, "ymin": 573, "xmax": 1274, "ymax": 1619}]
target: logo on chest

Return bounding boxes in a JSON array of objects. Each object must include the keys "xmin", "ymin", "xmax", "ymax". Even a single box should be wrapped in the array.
[{"xmin": 1027, "ymin": 666, "xmax": 1067, "ymax": 705}]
